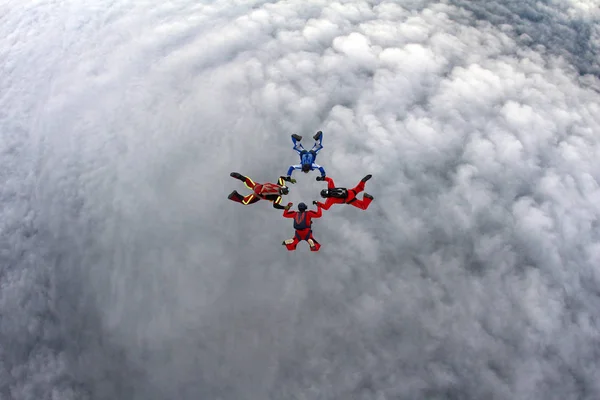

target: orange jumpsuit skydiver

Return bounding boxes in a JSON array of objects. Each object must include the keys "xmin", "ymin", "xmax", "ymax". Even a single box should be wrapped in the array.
[
  {"xmin": 313, "ymin": 175, "xmax": 373, "ymax": 211},
  {"xmin": 282, "ymin": 202, "xmax": 323, "ymax": 251}
]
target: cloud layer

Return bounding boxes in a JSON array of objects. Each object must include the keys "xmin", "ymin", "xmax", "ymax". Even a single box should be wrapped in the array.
[{"xmin": 2, "ymin": 1, "xmax": 600, "ymax": 399}]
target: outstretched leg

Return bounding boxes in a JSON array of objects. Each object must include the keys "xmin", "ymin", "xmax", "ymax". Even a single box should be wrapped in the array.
[
  {"xmin": 291, "ymin": 134, "xmax": 305, "ymax": 153},
  {"xmin": 230, "ymin": 172, "xmax": 257, "ymax": 190},
  {"xmin": 283, "ymin": 237, "xmax": 299, "ymax": 251},
  {"xmin": 349, "ymin": 175, "xmax": 371, "ymax": 195},
  {"xmin": 307, "ymin": 234, "xmax": 321, "ymax": 251},
  {"xmin": 228, "ymin": 191, "xmax": 261, "ymax": 205},
  {"xmin": 310, "ymin": 131, "xmax": 323, "ymax": 153},
  {"xmin": 348, "ymin": 194, "xmax": 373, "ymax": 210}
]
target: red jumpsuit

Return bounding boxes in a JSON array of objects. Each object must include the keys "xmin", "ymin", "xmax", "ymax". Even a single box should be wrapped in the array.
[
  {"xmin": 315, "ymin": 177, "xmax": 372, "ymax": 210},
  {"xmin": 282, "ymin": 206, "xmax": 323, "ymax": 251},
  {"xmin": 228, "ymin": 176, "xmax": 288, "ymax": 209}
]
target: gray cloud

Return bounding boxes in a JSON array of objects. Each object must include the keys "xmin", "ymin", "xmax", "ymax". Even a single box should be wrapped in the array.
[{"xmin": 2, "ymin": 1, "xmax": 600, "ymax": 399}]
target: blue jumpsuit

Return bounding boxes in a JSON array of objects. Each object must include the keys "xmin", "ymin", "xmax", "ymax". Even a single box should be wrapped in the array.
[{"xmin": 286, "ymin": 134, "xmax": 326, "ymax": 177}]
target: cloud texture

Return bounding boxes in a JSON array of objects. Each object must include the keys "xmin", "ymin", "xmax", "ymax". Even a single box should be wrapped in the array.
[{"xmin": 2, "ymin": 0, "xmax": 600, "ymax": 399}]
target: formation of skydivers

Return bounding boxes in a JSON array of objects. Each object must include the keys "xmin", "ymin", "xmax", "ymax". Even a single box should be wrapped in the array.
[{"xmin": 228, "ymin": 131, "xmax": 373, "ymax": 251}]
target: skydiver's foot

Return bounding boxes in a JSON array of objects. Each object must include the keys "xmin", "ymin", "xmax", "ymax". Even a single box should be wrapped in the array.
[
  {"xmin": 228, "ymin": 190, "xmax": 243, "ymax": 202},
  {"xmin": 313, "ymin": 131, "xmax": 322, "ymax": 141},
  {"xmin": 292, "ymin": 134, "xmax": 302, "ymax": 142},
  {"xmin": 230, "ymin": 172, "xmax": 245, "ymax": 180},
  {"xmin": 361, "ymin": 174, "xmax": 372, "ymax": 183},
  {"xmin": 364, "ymin": 193, "xmax": 374, "ymax": 200}
]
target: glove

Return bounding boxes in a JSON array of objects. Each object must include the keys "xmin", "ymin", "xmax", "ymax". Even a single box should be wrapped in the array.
[
  {"xmin": 312, "ymin": 201, "xmax": 318, "ymax": 206},
  {"xmin": 316, "ymin": 176, "xmax": 325, "ymax": 181},
  {"xmin": 284, "ymin": 202, "xmax": 293, "ymax": 210},
  {"xmin": 289, "ymin": 178, "xmax": 296, "ymax": 184}
]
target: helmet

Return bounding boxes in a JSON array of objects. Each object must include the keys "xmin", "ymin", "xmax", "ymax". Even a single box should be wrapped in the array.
[
  {"xmin": 280, "ymin": 187, "xmax": 289, "ymax": 195},
  {"xmin": 320, "ymin": 189, "xmax": 328, "ymax": 198},
  {"xmin": 298, "ymin": 202, "xmax": 307, "ymax": 211},
  {"xmin": 301, "ymin": 164, "xmax": 311, "ymax": 173}
]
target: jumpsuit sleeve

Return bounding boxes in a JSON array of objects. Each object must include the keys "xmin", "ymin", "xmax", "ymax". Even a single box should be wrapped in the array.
[
  {"xmin": 282, "ymin": 209, "xmax": 296, "ymax": 218},
  {"xmin": 313, "ymin": 163, "xmax": 326, "ymax": 177},
  {"xmin": 272, "ymin": 195, "xmax": 286, "ymax": 209},
  {"xmin": 309, "ymin": 206, "xmax": 323, "ymax": 218},
  {"xmin": 287, "ymin": 165, "xmax": 300, "ymax": 176}
]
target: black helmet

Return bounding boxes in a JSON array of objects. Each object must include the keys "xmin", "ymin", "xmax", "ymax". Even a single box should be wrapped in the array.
[
  {"xmin": 301, "ymin": 164, "xmax": 311, "ymax": 172},
  {"xmin": 320, "ymin": 189, "xmax": 328, "ymax": 198},
  {"xmin": 280, "ymin": 187, "xmax": 289, "ymax": 195},
  {"xmin": 298, "ymin": 202, "xmax": 307, "ymax": 211}
]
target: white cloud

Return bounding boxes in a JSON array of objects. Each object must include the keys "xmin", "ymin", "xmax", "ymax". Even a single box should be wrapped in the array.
[{"xmin": 2, "ymin": 0, "xmax": 600, "ymax": 399}]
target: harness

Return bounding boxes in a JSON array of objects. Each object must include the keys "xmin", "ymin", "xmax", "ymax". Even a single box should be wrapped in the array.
[
  {"xmin": 293, "ymin": 212, "xmax": 310, "ymax": 230},
  {"xmin": 326, "ymin": 187, "xmax": 348, "ymax": 199},
  {"xmin": 300, "ymin": 150, "xmax": 315, "ymax": 166},
  {"xmin": 345, "ymin": 189, "xmax": 358, "ymax": 204}
]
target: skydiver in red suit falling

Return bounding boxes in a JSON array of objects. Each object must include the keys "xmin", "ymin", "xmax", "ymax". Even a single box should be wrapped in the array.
[
  {"xmin": 228, "ymin": 172, "xmax": 294, "ymax": 209},
  {"xmin": 282, "ymin": 202, "xmax": 323, "ymax": 251},
  {"xmin": 313, "ymin": 174, "xmax": 373, "ymax": 210}
]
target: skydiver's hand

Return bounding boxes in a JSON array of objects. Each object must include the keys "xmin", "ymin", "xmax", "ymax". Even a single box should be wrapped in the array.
[
  {"xmin": 289, "ymin": 178, "xmax": 296, "ymax": 184},
  {"xmin": 312, "ymin": 201, "xmax": 318, "ymax": 206},
  {"xmin": 316, "ymin": 176, "xmax": 325, "ymax": 181},
  {"xmin": 285, "ymin": 202, "xmax": 293, "ymax": 210}
]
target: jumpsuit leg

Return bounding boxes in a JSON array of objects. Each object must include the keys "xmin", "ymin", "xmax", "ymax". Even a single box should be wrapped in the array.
[
  {"xmin": 349, "ymin": 180, "xmax": 366, "ymax": 194},
  {"xmin": 292, "ymin": 135, "xmax": 305, "ymax": 153},
  {"xmin": 242, "ymin": 194, "xmax": 261, "ymax": 205},
  {"xmin": 283, "ymin": 237, "xmax": 300, "ymax": 251},
  {"xmin": 307, "ymin": 233, "xmax": 321, "ymax": 251},
  {"xmin": 348, "ymin": 196, "xmax": 372, "ymax": 210},
  {"xmin": 243, "ymin": 176, "xmax": 256, "ymax": 190},
  {"xmin": 310, "ymin": 131, "xmax": 323, "ymax": 153}
]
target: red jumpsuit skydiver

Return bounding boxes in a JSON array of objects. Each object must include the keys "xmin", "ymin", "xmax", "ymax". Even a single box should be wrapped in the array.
[
  {"xmin": 228, "ymin": 172, "xmax": 293, "ymax": 210},
  {"xmin": 282, "ymin": 203, "xmax": 323, "ymax": 251},
  {"xmin": 314, "ymin": 175, "xmax": 373, "ymax": 210}
]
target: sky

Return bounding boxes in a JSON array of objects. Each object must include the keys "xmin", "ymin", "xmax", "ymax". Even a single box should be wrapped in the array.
[{"xmin": 1, "ymin": 0, "xmax": 600, "ymax": 399}]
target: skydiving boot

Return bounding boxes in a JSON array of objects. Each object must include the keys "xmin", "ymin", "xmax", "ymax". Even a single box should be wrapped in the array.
[
  {"xmin": 228, "ymin": 190, "xmax": 245, "ymax": 203},
  {"xmin": 292, "ymin": 134, "xmax": 303, "ymax": 142},
  {"xmin": 230, "ymin": 172, "xmax": 246, "ymax": 181},
  {"xmin": 313, "ymin": 131, "xmax": 323, "ymax": 141},
  {"xmin": 361, "ymin": 174, "xmax": 372, "ymax": 183},
  {"xmin": 364, "ymin": 193, "xmax": 374, "ymax": 200}
]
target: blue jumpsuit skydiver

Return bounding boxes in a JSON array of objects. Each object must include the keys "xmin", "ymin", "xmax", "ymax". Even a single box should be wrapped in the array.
[{"xmin": 286, "ymin": 131, "xmax": 326, "ymax": 178}]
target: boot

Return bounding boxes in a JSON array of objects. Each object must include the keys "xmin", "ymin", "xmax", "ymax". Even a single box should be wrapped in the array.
[
  {"xmin": 292, "ymin": 134, "xmax": 303, "ymax": 142},
  {"xmin": 364, "ymin": 193, "xmax": 374, "ymax": 200},
  {"xmin": 230, "ymin": 172, "xmax": 245, "ymax": 181},
  {"xmin": 313, "ymin": 131, "xmax": 322, "ymax": 141},
  {"xmin": 361, "ymin": 174, "xmax": 372, "ymax": 183},
  {"xmin": 228, "ymin": 190, "xmax": 244, "ymax": 202}
]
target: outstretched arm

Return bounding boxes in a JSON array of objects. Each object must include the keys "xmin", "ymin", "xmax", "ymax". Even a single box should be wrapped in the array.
[
  {"xmin": 287, "ymin": 165, "xmax": 301, "ymax": 177},
  {"xmin": 272, "ymin": 196, "xmax": 286, "ymax": 209},
  {"xmin": 280, "ymin": 176, "xmax": 296, "ymax": 184},
  {"xmin": 324, "ymin": 176, "xmax": 335, "ymax": 189},
  {"xmin": 309, "ymin": 205, "xmax": 323, "ymax": 218},
  {"xmin": 283, "ymin": 207, "xmax": 296, "ymax": 218},
  {"xmin": 313, "ymin": 163, "xmax": 326, "ymax": 177}
]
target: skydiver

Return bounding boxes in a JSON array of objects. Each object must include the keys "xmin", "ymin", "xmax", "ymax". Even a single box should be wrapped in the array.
[
  {"xmin": 282, "ymin": 202, "xmax": 323, "ymax": 251},
  {"xmin": 228, "ymin": 172, "xmax": 295, "ymax": 210},
  {"xmin": 313, "ymin": 174, "xmax": 373, "ymax": 210},
  {"xmin": 286, "ymin": 131, "xmax": 326, "ymax": 178}
]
